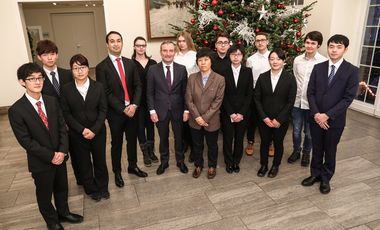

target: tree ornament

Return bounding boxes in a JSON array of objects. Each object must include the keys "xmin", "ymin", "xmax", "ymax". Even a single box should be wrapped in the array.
[
  {"xmin": 203, "ymin": 40, "xmax": 209, "ymax": 46},
  {"xmin": 296, "ymin": 31, "xmax": 302, "ymax": 37},
  {"xmin": 202, "ymin": 4, "xmax": 207, "ymax": 10},
  {"xmin": 296, "ymin": 47, "xmax": 302, "ymax": 52},
  {"xmin": 236, "ymin": 39, "xmax": 242, "ymax": 45},
  {"xmin": 293, "ymin": 18, "xmax": 299, "ymax": 23},
  {"xmin": 211, "ymin": 0, "xmax": 218, "ymax": 6},
  {"xmin": 255, "ymin": 27, "xmax": 260, "ymax": 33},
  {"xmin": 191, "ymin": 18, "xmax": 196, "ymax": 25},
  {"xmin": 218, "ymin": 9, "xmax": 224, "ymax": 16},
  {"xmin": 287, "ymin": 44, "xmax": 293, "ymax": 49},
  {"xmin": 213, "ymin": 24, "xmax": 219, "ymax": 31},
  {"xmin": 257, "ymin": 5, "xmax": 268, "ymax": 20}
]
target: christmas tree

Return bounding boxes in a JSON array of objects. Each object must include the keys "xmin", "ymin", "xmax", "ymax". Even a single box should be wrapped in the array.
[{"xmin": 171, "ymin": 0, "xmax": 317, "ymax": 68}]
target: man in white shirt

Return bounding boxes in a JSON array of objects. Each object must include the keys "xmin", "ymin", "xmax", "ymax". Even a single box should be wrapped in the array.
[
  {"xmin": 245, "ymin": 32, "xmax": 271, "ymax": 156},
  {"xmin": 287, "ymin": 31, "xmax": 327, "ymax": 167}
]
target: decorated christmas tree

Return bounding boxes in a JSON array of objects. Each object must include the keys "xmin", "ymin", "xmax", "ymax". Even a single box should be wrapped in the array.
[{"xmin": 171, "ymin": 0, "xmax": 317, "ymax": 68}]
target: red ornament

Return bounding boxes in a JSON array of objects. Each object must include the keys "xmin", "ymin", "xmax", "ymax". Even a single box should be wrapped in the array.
[
  {"xmin": 213, "ymin": 25, "xmax": 219, "ymax": 31},
  {"xmin": 203, "ymin": 40, "xmax": 209, "ymax": 46},
  {"xmin": 218, "ymin": 9, "xmax": 224, "ymax": 16},
  {"xmin": 202, "ymin": 4, "xmax": 207, "ymax": 10},
  {"xmin": 293, "ymin": 18, "xmax": 299, "ymax": 23},
  {"xmin": 276, "ymin": 4, "xmax": 281, "ymax": 9},
  {"xmin": 287, "ymin": 44, "xmax": 293, "ymax": 49},
  {"xmin": 190, "ymin": 18, "xmax": 196, "ymax": 25},
  {"xmin": 211, "ymin": 0, "xmax": 218, "ymax": 6},
  {"xmin": 255, "ymin": 27, "xmax": 260, "ymax": 33},
  {"xmin": 236, "ymin": 39, "xmax": 242, "ymax": 45},
  {"xmin": 277, "ymin": 4, "xmax": 284, "ymax": 9},
  {"xmin": 296, "ymin": 31, "xmax": 302, "ymax": 37},
  {"xmin": 196, "ymin": 31, "xmax": 200, "ymax": 35},
  {"xmin": 296, "ymin": 47, "xmax": 302, "ymax": 52}
]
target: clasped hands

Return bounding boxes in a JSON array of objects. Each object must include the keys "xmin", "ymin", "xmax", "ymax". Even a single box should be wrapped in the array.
[
  {"xmin": 51, "ymin": 152, "xmax": 65, "ymax": 165},
  {"xmin": 263, "ymin": 117, "xmax": 281, "ymax": 128},
  {"xmin": 124, "ymin": 105, "xmax": 136, "ymax": 117},
  {"xmin": 195, "ymin": 116, "xmax": 208, "ymax": 127},
  {"xmin": 230, "ymin": 113, "xmax": 244, "ymax": 123},
  {"xmin": 314, "ymin": 113, "xmax": 329, "ymax": 130}
]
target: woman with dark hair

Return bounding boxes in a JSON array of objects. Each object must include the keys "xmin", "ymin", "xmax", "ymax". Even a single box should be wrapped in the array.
[
  {"xmin": 132, "ymin": 36, "xmax": 159, "ymax": 167},
  {"xmin": 61, "ymin": 54, "xmax": 109, "ymax": 201},
  {"xmin": 255, "ymin": 48, "xmax": 297, "ymax": 178},
  {"xmin": 186, "ymin": 48, "xmax": 225, "ymax": 179}
]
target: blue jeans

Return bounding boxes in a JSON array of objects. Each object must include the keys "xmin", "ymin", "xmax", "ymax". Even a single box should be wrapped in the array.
[{"xmin": 292, "ymin": 107, "xmax": 312, "ymax": 154}]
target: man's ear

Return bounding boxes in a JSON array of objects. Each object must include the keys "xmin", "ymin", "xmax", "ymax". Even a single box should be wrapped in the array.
[
  {"xmin": 18, "ymin": 79, "xmax": 26, "ymax": 88},
  {"xmin": 37, "ymin": 55, "xmax": 42, "ymax": 62}
]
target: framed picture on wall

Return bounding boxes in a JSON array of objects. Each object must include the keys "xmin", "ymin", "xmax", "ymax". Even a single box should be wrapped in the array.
[
  {"xmin": 145, "ymin": 0, "xmax": 195, "ymax": 40},
  {"xmin": 27, "ymin": 26, "xmax": 43, "ymax": 62}
]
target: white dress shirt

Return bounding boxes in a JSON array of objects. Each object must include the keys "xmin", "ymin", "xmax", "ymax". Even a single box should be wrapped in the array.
[
  {"xmin": 75, "ymin": 78, "xmax": 90, "ymax": 100},
  {"xmin": 109, "ymin": 53, "xmax": 125, "ymax": 78},
  {"xmin": 162, "ymin": 62, "xmax": 174, "ymax": 85},
  {"xmin": 231, "ymin": 64, "xmax": 241, "ymax": 87},
  {"xmin": 174, "ymin": 50, "xmax": 199, "ymax": 76},
  {"xmin": 25, "ymin": 93, "xmax": 47, "ymax": 115},
  {"xmin": 271, "ymin": 69, "xmax": 283, "ymax": 92},
  {"xmin": 246, "ymin": 50, "xmax": 271, "ymax": 88},
  {"xmin": 328, "ymin": 58, "xmax": 344, "ymax": 76},
  {"xmin": 293, "ymin": 52, "xmax": 328, "ymax": 109},
  {"xmin": 43, "ymin": 66, "xmax": 59, "ymax": 84}
]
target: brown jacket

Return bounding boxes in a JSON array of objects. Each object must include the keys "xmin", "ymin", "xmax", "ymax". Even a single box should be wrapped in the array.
[{"xmin": 186, "ymin": 71, "xmax": 225, "ymax": 132}]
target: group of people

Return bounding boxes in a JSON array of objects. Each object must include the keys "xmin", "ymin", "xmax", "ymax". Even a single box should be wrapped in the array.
[{"xmin": 8, "ymin": 29, "xmax": 359, "ymax": 230}]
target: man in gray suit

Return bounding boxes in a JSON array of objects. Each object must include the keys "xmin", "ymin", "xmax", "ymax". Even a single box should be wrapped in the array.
[{"xmin": 147, "ymin": 41, "xmax": 189, "ymax": 175}]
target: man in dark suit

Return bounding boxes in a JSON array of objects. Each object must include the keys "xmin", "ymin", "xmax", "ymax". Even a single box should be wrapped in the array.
[
  {"xmin": 302, "ymin": 34, "xmax": 359, "ymax": 194},
  {"xmin": 96, "ymin": 31, "xmax": 147, "ymax": 188},
  {"xmin": 9, "ymin": 63, "xmax": 83, "ymax": 230},
  {"xmin": 147, "ymin": 41, "xmax": 189, "ymax": 175},
  {"xmin": 222, "ymin": 45, "xmax": 253, "ymax": 174}
]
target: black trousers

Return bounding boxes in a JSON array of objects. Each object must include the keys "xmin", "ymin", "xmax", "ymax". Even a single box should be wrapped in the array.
[
  {"xmin": 137, "ymin": 105, "xmax": 155, "ymax": 145},
  {"xmin": 246, "ymin": 101, "xmax": 259, "ymax": 142},
  {"xmin": 258, "ymin": 121, "xmax": 289, "ymax": 167},
  {"xmin": 69, "ymin": 126, "xmax": 108, "ymax": 194},
  {"xmin": 222, "ymin": 114, "xmax": 248, "ymax": 166},
  {"xmin": 31, "ymin": 163, "xmax": 70, "ymax": 225},
  {"xmin": 310, "ymin": 122, "xmax": 344, "ymax": 182},
  {"xmin": 190, "ymin": 127, "xmax": 219, "ymax": 168},
  {"xmin": 156, "ymin": 111, "xmax": 184, "ymax": 164},
  {"xmin": 108, "ymin": 114, "xmax": 138, "ymax": 173},
  {"xmin": 183, "ymin": 121, "xmax": 194, "ymax": 152},
  {"xmin": 68, "ymin": 144, "xmax": 81, "ymax": 184}
]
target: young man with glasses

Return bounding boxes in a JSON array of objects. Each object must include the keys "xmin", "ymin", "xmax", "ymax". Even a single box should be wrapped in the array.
[{"xmin": 212, "ymin": 32, "xmax": 231, "ymax": 75}]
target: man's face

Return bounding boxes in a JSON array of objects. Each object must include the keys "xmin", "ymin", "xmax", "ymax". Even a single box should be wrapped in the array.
[
  {"xmin": 328, "ymin": 42, "xmax": 347, "ymax": 63},
  {"xmin": 37, "ymin": 52, "xmax": 58, "ymax": 68},
  {"xmin": 255, "ymin": 35, "xmax": 268, "ymax": 52},
  {"xmin": 19, "ymin": 72, "xmax": 44, "ymax": 94},
  {"xmin": 215, "ymin": 37, "xmax": 230, "ymax": 56},
  {"xmin": 304, "ymin": 38, "xmax": 319, "ymax": 55},
  {"xmin": 107, "ymin": 33, "xmax": 123, "ymax": 56},
  {"xmin": 160, "ymin": 43, "xmax": 176, "ymax": 64}
]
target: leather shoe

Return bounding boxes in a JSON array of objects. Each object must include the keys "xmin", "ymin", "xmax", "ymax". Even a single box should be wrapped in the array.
[
  {"xmin": 301, "ymin": 176, "xmax": 320, "ymax": 186},
  {"xmin": 268, "ymin": 166, "xmax": 279, "ymax": 178},
  {"xmin": 47, "ymin": 223, "xmax": 64, "ymax": 230},
  {"xmin": 156, "ymin": 163, "xmax": 169, "ymax": 175},
  {"xmin": 301, "ymin": 153, "xmax": 310, "ymax": 167},
  {"xmin": 257, "ymin": 165, "xmax": 268, "ymax": 177},
  {"xmin": 58, "ymin": 213, "xmax": 83, "ymax": 223},
  {"xmin": 89, "ymin": 192, "xmax": 101, "ymax": 202},
  {"xmin": 177, "ymin": 162, "xmax": 188, "ymax": 173},
  {"xmin": 115, "ymin": 172, "xmax": 124, "ymax": 188},
  {"xmin": 207, "ymin": 167, "xmax": 216, "ymax": 179},
  {"xmin": 128, "ymin": 167, "xmax": 148, "ymax": 177},
  {"xmin": 101, "ymin": 190, "xmax": 110, "ymax": 199},
  {"xmin": 192, "ymin": 167, "xmax": 202, "ymax": 178},
  {"xmin": 287, "ymin": 151, "xmax": 300, "ymax": 163},
  {"xmin": 226, "ymin": 164, "xmax": 233, "ymax": 174},
  {"xmin": 233, "ymin": 164, "xmax": 240, "ymax": 173},
  {"xmin": 320, "ymin": 181, "xmax": 331, "ymax": 194}
]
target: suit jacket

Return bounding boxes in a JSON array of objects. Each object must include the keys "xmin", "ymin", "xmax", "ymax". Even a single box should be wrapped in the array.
[
  {"xmin": 222, "ymin": 65, "xmax": 253, "ymax": 118},
  {"xmin": 60, "ymin": 78, "xmax": 107, "ymax": 135},
  {"xmin": 96, "ymin": 56, "xmax": 142, "ymax": 119},
  {"xmin": 254, "ymin": 69, "xmax": 297, "ymax": 124},
  {"xmin": 8, "ymin": 95, "xmax": 68, "ymax": 173},
  {"xmin": 42, "ymin": 67, "xmax": 73, "ymax": 98},
  {"xmin": 147, "ymin": 62, "xmax": 188, "ymax": 121},
  {"xmin": 307, "ymin": 60, "xmax": 359, "ymax": 128},
  {"xmin": 133, "ymin": 58, "xmax": 157, "ymax": 107},
  {"xmin": 186, "ymin": 71, "xmax": 225, "ymax": 132}
]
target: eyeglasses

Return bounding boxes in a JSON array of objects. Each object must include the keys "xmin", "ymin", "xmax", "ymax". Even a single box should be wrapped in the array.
[
  {"xmin": 135, "ymin": 44, "xmax": 147, "ymax": 48},
  {"xmin": 25, "ymin": 77, "xmax": 45, "ymax": 82},
  {"xmin": 230, "ymin": 53, "xmax": 243, "ymax": 57},
  {"xmin": 72, "ymin": 66, "xmax": 88, "ymax": 72},
  {"xmin": 216, "ymin": 41, "xmax": 230, "ymax": 46},
  {"xmin": 255, "ymin": 39, "xmax": 267, "ymax": 44}
]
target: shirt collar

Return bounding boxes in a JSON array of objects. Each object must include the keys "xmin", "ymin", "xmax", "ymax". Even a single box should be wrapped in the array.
[
  {"xmin": 257, "ymin": 50, "xmax": 270, "ymax": 58},
  {"xmin": 303, "ymin": 52, "xmax": 324, "ymax": 61},
  {"xmin": 43, "ymin": 66, "xmax": 57, "ymax": 75},
  {"xmin": 231, "ymin": 64, "xmax": 241, "ymax": 72},
  {"xmin": 329, "ymin": 58, "xmax": 344, "ymax": 70},
  {"xmin": 25, "ymin": 92, "xmax": 43, "ymax": 106},
  {"xmin": 109, "ymin": 53, "xmax": 122, "ymax": 62},
  {"xmin": 162, "ymin": 62, "xmax": 174, "ymax": 68},
  {"xmin": 75, "ymin": 77, "xmax": 90, "ymax": 89},
  {"xmin": 271, "ymin": 68, "xmax": 283, "ymax": 78}
]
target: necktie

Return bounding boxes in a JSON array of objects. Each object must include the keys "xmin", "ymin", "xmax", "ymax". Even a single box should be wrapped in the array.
[
  {"xmin": 166, "ymin": 66, "xmax": 171, "ymax": 91},
  {"xmin": 50, "ymin": 71, "xmax": 60, "ymax": 95},
  {"xmin": 36, "ymin": 101, "xmax": 49, "ymax": 129},
  {"xmin": 116, "ymin": 58, "xmax": 130, "ymax": 102},
  {"xmin": 328, "ymin": 65, "xmax": 335, "ymax": 85}
]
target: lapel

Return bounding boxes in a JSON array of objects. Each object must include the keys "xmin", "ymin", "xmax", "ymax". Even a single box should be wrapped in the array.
[
  {"xmin": 236, "ymin": 67, "xmax": 244, "ymax": 90},
  {"xmin": 72, "ymin": 80, "xmax": 87, "ymax": 105},
  {"xmin": 273, "ymin": 70, "xmax": 287, "ymax": 94},
  {"xmin": 225, "ymin": 67, "xmax": 236, "ymax": 90},
  {"xmin": 122, "ymin": 57, "xmax": 129, "ymax": 83},
  {"xmin": 171, "ymin": 63, "xmax": 180, "ymax": 90},
  {"xmin": 106, "ymin": 57, "xmax": 124, "ymax": 91},
  {"xmin": 22, "ymin": 95, "xmax": 50, "ymax": 133},
  {"xmin": 203, "ymin": 71, "xmax": 216, "ymax": 92},
  {"xmin": 319, "ymin": 61, "xmax": 330, "ymax": 91},
  {"xmin": 159, "ymin": 62, "xmax": 170, "ymax": 92},
  {"xmin": 328, "ymin": 60, "xmax": 347, "ymax": 89},
  {"xmin": 43, "ymin": 71, "xmax": 59, "ymax": 97}
]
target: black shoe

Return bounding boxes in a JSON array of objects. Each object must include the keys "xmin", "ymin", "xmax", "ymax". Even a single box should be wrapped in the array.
[
  {"xmin": 233, "ymin": 164, "xmax": 240, "ymax": 173},
  {"xmin": 177, "ymin": 162, "xmax": 188, "ymax": 174},
  {"xmin": 89, "ymin": 192, "xmax": 101, "ymax": 202},
  {"xmin": 257, "ymin": 165, "xmax": 268, "ymax": 177},
  {"xmin": 115, "ymin": 172, "xmax": 124, "ymax": 188},
  {"xmin": 47, "ymin": 223, "xmax": 64, "ymax": 230},
  {"xmin": 150, "ymin": 153, "xmax": 159, "ymax": 163},
  {"xmin": 301, "ymin": 154, "xmax": 310, "ymax": 167},
  {"xmin": 226, "ymin": 164, "xmax": 234, "ymax": 174},
  {"xmin": 268, "ymin": 166, "xmax": 279, "ymax": 178},
  {"xmin": 101, "ymin": 191, "xmax": 110, "ymax": 199},
  {"xmin": 320, "ymin": 181, "xmax": 331, "ymax": 194},
  {"xmin": 188, "ymin": 153, "xmax": 195, "ymax": 163},
  {"xmin": 301, "ymin": 176, "xmax": 320, "ymax": 186},
  {"xmin": 146, "ymin": 142, "xmax": 159, "ymax": 163},
  {"xmin": 143, "ymin": 155, "xmax": 152, "ymax": 167},
  {"xmin": 58, "ymin": 213, "xmax": 83, "ymax": 223},
  {"xmin": 128, "ymin": 167, "xmax": 148, "ymax": 177},
  {"xmin": 287, "ymin": 151, "xmax": 300, "ymax": 163},
  {"xmin": 156, "ymin": 163, "xmax": 169, "ymax": 175}
]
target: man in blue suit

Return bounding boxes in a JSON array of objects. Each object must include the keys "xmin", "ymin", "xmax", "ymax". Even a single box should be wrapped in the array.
[{"xmin": 301, "ymin": 34, "xmax": 359, "ymax": 194}]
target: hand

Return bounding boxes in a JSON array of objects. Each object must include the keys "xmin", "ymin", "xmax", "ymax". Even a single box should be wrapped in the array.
[
  {"xmin": 263, "ymin": 117, "xmax": 275, "ymax": 128},
  {"xmin": 318, "ymin": 121, "xmax": 330, "ymax": 130},
  {"xmin": 124, "ymin": 105, "xmax": 136, "ymax": 117},
  {"xmin": 82, "ymin": 128, "xmax": 95, "ymax": 140},
  {"xmin": 230, "ymin": 113, "xmax": 237, "ymax": 122},
  {"xmin": 51, "ymin": 152, "xmax": 65, "ymax": 165},
  {"xmin": 150, "ymin": 113, "xmax": 159, "ymax": 123},
  {"xmin": 235, "ymin": 113, "xmax": 244, "ymax": 122},
  {"xmin": 183, "ymin": 112, "xmax": 189, "ymax": 122},
  {"xmin": 195, "ymin": 116, "xmax": 208, "ymax": 127},
  {"xmin": 272, "ymin": 119, "xmax": 281, "ymax": 128}
]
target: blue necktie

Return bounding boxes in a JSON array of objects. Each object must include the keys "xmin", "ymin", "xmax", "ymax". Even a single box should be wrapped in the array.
[
  {"xmin": 328, "ymin": 65, "xmax": 335, "ymax": 85},
  {"xmin": 50, "ymin": 71, "xmax": 60, "ymax": 95}
]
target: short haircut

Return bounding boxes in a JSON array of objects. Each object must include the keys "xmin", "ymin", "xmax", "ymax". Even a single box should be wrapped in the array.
[
  {"xmin": 160, "ymin": 40, "xmax": 176, "ymax": 50},
  {"xmin": 196, "ymin": 47, "xmax": 214, "ymax": 64},
  {"xmin": 36, "ymin": 40, "xmax": 58, "ymax": 55},
  {"xmin": 227, "ymin": 45, "xmax": 245, "ymax": 57},
  {"xmin": 17, "ymin": 62, "xmax": 44, "ymax": 81},
  {"xmin": 256, "ymin": 32, "xmax": 269, "ymax": 39},
  {"xmin": 176, "ymin": 30, "xmax": 196, "ymax": 51},
  {"xmin": 106, "ymin": 31, "xmax": 123, "ymax": 43},
  {"xmin": 70, "ymin": 54, "xmax": 89, "ymax": 68},
  {"xmin": 327, "ymin": 34, "xmax": 349, "ymax": 47},
  {"xmin": 304, "ymin": 31, "xmax": 323, "ymax": 46},
  {"xmin": 216, "ymin": 32, "xmax": 230, "ymax": 41},
  {"xmin": 269, "ymin": 48, "xmax": 286, "ymax": 61}
]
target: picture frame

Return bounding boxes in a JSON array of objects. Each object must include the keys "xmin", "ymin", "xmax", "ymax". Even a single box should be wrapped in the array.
[
  {"xmin": 145, "ymin": 0, "xmax": 195, "ymax": 40},
  {"xmin": 27, "ymin": 26, "xmax": 43, "ymax": 62}
]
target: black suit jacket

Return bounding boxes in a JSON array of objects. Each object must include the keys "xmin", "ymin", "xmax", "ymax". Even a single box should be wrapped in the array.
[
  {"xmin": 96, "ymin": 56, "xmax": 142, "ymax": 119},
  {"xmin": 42, "ymin": 67, "xmax": 73, "ymax": 98},
  {"xmin": 146, "ymin": 62, "xmax": 188, "ymax": 121},
  {"xmin": 222, "ymin": 65, "xmax": 253, "ymax": 117},
  {"xmin": 307, "ymin": 60, "xmax": 359, "ymax": 128},
  {"xmin": 8, "ymin": 95, "xmax": 68, "ymax": 173},
  {"xmin": 60, "ymin": 78, "xmax": 107, "ymax": 135},
  {"xmin": 254, "ymin": 69, "xmax": 297, "ymax": 124}
]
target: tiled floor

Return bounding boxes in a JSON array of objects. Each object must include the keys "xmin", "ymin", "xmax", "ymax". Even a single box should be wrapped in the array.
[{"xmin": 1, "ymin": 109, "xmax": 380, "ymax": 229}]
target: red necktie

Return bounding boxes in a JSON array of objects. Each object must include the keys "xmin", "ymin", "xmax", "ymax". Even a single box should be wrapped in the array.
[
  {"xmin": 116, "ymin": 58, "xmax": 130, "ymax": 102},
  {"xmin": 36, "ymin": 101, "xmax": 49, "ymax": 129}
]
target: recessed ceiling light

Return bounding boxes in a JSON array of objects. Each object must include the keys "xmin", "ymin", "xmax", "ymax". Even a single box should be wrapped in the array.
[
  {"xmin": 52, "ymin": 2, "xmax": 57, "ymax": 5},
  {"xmin": 93, "ymin": 3, "xmax": 96, "ymax": 6}
]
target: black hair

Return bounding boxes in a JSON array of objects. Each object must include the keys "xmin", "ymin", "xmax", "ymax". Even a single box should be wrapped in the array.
[
  {"xmin": 268, "ymin": 48, "xmax": 286, "ymax": 61},
  {"xmin": 227, "ymin": 45, "xmax": 245, "ymax": 57},
  {"xmin": 132, "ymin": 36, "xmax": 150, "ymax": 59},
  {"xmin": 36, "ymin": 40, "xmax": 58, "ymax": 55},
  {"xmin": 17, "ymin": 62, "xmax": 43, "ymax": 81},
  {"xmin": 304, "ymin": 31, "xmax": 323, "ymax": 46},
  {"xmin": 196, "ymin": 47, "xmax": 214, "ymax": 64},
  {"xmin": 106, "ymin": 31, "xmax": 123, "ymax": 43},
  {"xmin": 70, "ymin": 54, "xmax": 89, "ymax": 68},
  {"xmin": 327, "ymin": 34, "xmax": 349, "ymax": 47}
]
